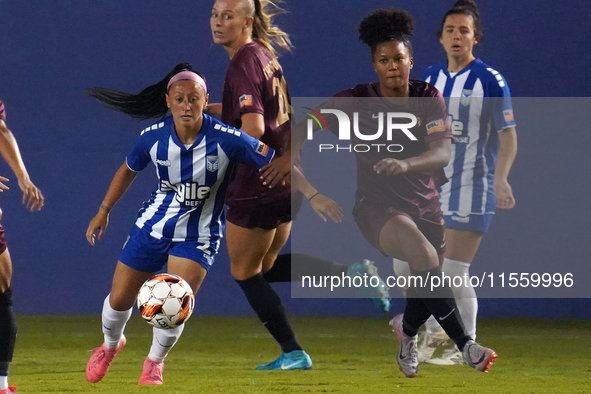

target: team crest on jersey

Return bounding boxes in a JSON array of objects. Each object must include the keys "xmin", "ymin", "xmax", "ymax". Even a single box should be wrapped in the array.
[
  {"xmin": 239, "ymin": 94, "xmax": 253, "ymax": 108},
  {"xmin": 461, "ymin": 89, "xmax": 473, "ymax": 106},
  {"xmin": 206, "ymin": 156, "xmax": 219, "ymax": 172},
  {"xmin": 255, "ymin": 141, "xmax": 269, "ymax": 156}
]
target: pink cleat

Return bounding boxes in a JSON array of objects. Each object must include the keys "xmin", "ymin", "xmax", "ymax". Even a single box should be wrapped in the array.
[
  {"xmin": 86, "ymin": 336, "xmax": 126, "ymax": 383},
  {"xmin": 0, "ymin": 384, "xmax": 17, "ymax": 394},
  {"xmin": 138, "ymin": 357, "xmax": 164, "ymax": 385}
]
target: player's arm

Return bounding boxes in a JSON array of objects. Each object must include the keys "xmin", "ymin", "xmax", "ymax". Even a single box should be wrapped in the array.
[
  {"xmin": 239, "ymin": 113, "xmax": 265, "ymax": 139},
  {"xmin": 204, "ymin": 103, "xmax": 223, "ymax": 119},
  {"xmin": 0, "ymin": 119, "xmax": 44, "ymax": 211},
  {"xmin": 494, "ymin": 126, "xmax": 517, "ymax": 209},
  {"xmin": 86, "ymin": 162, "xmax": 138, "ymax": 245},
  {"xmin": 292, "ymin": 167, "xmax": 343, "ymax": 223},
  {"xmin": 260, "ymin": 118, "xmax": 312, "ymax": 188},
  {"xmin": 374, "ymin": 138, "xmax": 452, "ymax": 176}
]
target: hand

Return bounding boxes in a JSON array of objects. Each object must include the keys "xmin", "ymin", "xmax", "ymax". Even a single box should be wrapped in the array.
[
  {"xmin": 309, "ymin": 193, "xmax": 344, "ymax": 223},
  {"xmin": 494, "ymin": 179, "xmax": 515, "ymax": 209},
  {"xmin": 0, "ymin": 176, "xmax": 9, "ymax": 193},
  {"xmin": 373, "ymin": 158, "xmax": 409, "ymax": 176},
  {"xmin": 18, "ymin": 177, "xmax": 44, "ymax": 211},
  {"xmin": 260, "ymin": 153, "xmax": 291, "ymax": 188},
  {"xmin": 86, "ymin": 211, "xmax": 109, "ymax": 246}
]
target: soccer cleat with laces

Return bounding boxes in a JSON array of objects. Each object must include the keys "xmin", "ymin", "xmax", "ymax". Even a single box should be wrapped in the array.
[
  {"xmin": 255, "ymin": 350, "xmax": 312, "ymax": 370},
  {"xmin": 462, "ymin": 340, "xmax": 497, "ymax": 373},
  {"xmin": 390, "ymin": 314, "xmax": 419, "ymax": 378},
  {"xmin": 86, "ymin": 336, "xmax": 127, "ymax": 383},
  {"xmin": 138, "ymin": 357, "xmax": 164, "ymax": 385},
  {"xmin": 0, "ymin": 384, "xmax": 17, "ymax": 394},
  {"xmin": 347, "ymin": 259, "xmax": 391, "ymax": 312},
  {"xmin": 417, "ymin": 330, "xmax": 449, "ymax": 363}
]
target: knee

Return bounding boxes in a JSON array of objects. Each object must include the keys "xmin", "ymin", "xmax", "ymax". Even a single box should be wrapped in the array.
[
  {"xmin": 107, "ymin": 292, "xmax": 135, "ymax": 312},
  {"xmin": 231, "ymin": 267, "xmax": 261, "ymax": 281},
  {"xmin": 406, "ymin": 244, "xmax": 440, "ymax": 271},
  {"xmin": 230, "ymin": 259, "xmax": 262, "ymax": 281}
]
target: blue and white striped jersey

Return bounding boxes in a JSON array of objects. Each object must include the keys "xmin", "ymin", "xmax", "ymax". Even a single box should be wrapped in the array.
[
  {"xmin": 422, "ymin": 58, "xmax": 516, "ymax": 215},
  {"xmin": 126, "ymin": 114, "xmax": 274, "ymax": 245}
]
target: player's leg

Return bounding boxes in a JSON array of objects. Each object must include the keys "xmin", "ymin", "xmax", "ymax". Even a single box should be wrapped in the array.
[
  {"xmin": 443, "ymin": 228, "xmax": 482, "ymax": 340},
  {"xmin": 380, "ymin": 215, "xmax": 468, "ymax": 341},
  {"xmin": 379, "ymin": 215, "xmax": 471, "ymax": 376},
  {"xmin": 393, "ymin": 257, "xmax": 450, "ymax": 362},
  {"xmin": 226, "ymin": 221, "xmax": 311, "ymax": 370},
  {"xmin": 86, "ymin": 262, "xmax": 154, "ymax": 383},
  {"xmin": 264, "ymin": 254, "xmax": 390, "ymax": 311},
  {"xmin": 87, "ymin": 227, "xmax": 166, "ymax": 383},
  {"xmin": 263, "ymin": 252, "xmax": 348, "ymax": 282},
  {"xmin": 0, "ymin": 246, "xmax": 16, "ymax": 394},
  {"xmin": 140, "ymin": 254, "xmax": 208, "ymax": 385},
  {"xmin": 260, "ymin": 193, "xmax": 350, "ymax": 287},
  {"xmin": 258, "ymin": 210, "xmax": 347, "ymax": 283},
  {"xmin": 426, "ymin": 224, "xmax": 485, "ymax": 365}
]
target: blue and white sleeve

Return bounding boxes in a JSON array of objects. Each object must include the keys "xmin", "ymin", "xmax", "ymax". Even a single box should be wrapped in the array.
[
  {"xmin": 490, "ymin": 74, "xmax": 517, "ymax": 132},
  {"xmin": 125, "ymin": 133, "xmax": 154, "ymax": 172},
  {"xmin": 225, "ymin": 130, "xmax": 275, "ymax": 168}
]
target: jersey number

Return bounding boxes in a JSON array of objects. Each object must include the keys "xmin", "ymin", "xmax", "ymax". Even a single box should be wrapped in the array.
[{"xmin": 272, "ymin": 76, "xmax": 290, "ymax": 128}]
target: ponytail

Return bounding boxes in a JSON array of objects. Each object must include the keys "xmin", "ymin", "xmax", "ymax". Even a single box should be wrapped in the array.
[
  {"xmin": 87, "ymin": 63, "xmax": 206, "ymax": 120},
  {"xmin": 247, "ymin": 0, "xmax": 293, "ymax": 56}
]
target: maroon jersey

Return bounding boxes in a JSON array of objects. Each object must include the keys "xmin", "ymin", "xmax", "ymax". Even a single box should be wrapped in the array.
[
  {"xmin": 0, "ymin": 99, "xmax": 5, "ymax": 122},
  {"xmin": 325, "ymin": 80, "xmax": 452, "ymax": 217},
  {"xmin": 222, "ymin": 41, "xmax": 292, "ymax": 206}
]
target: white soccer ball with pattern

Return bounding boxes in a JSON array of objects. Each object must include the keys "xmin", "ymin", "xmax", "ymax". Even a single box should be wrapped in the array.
[{"xmin": 137, "ymin": 273, "xmax": 195, "ymax": 329}]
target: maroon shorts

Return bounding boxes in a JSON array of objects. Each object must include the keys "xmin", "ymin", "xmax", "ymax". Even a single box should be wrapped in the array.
[
  {"xmin": 226, "ymin": 191, "xmax": 302, "ymax": 230},
  {"xmin": 0, "ymin": 225, "xmax": 7, "ymax": 255},
  {"xmin": 353, "ymin": 197, "xmax": 445, "ymax": 256}
]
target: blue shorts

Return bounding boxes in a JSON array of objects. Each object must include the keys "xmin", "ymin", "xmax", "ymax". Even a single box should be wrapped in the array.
[
  {"xmin": 443, "ymin": 213, "xmax": 494, "ymax": 233},
  {"xmin": 118, "ymin": 225, "xmax": 216, "ymax": 273}
]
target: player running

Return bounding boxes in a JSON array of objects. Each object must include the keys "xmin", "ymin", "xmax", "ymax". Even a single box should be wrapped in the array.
[
  {"xmin": 84, "ymin": 63, "xmax": 275, "ymax": 385},
  {"xmin": 261, "ymin": 8, "xmax": 498, "ymax": 378},
  {"xmin": 394, "ymin": 0, "xmax": 518, "ymax": 365},
  {"xmin": 208, "ymin": 0, "xmax": 390, "ymax": 371}
]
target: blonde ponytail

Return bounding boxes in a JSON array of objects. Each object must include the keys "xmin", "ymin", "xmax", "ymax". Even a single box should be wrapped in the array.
[{"xmin": 243, "ymin": 0, "xmax": 293, "ymax": 56}]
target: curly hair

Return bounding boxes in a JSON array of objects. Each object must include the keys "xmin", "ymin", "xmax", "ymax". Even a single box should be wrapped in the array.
[
  {"xmin": 438, "ymin": 0, "xmax": 484, "ymax": 42},
  {"xmin": 358, "ymin": 8, "xmax": 415, "ymax": 58}
]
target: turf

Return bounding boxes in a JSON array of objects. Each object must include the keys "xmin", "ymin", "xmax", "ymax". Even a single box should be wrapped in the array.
[{"xmin": 9, "ymin": 315, "xmax": 591, "ymax": 393}]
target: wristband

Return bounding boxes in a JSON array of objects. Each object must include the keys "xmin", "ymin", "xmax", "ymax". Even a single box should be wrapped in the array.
[
  {"xmin": 99, "ymin": 204, "xmax": 112, "ymax": 213},
  {"xmin": 308, "ymin": 192, "xmax": 320, "ymax": 201}
]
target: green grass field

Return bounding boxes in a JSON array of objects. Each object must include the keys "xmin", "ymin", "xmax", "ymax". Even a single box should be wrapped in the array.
[{"xmin": 9, "ymin": 315, "xmax": 591, "ymax": 393}]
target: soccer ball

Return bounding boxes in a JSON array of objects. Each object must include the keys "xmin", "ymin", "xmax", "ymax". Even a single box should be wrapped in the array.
[{"xmin": 137, "ymin": 273, "xmax": 195, "ymax": 329}]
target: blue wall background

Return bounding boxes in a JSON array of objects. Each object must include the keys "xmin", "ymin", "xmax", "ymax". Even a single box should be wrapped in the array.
[{"xmin": 0, "ymin": 0, "xmax": 589, "ymax": 317}]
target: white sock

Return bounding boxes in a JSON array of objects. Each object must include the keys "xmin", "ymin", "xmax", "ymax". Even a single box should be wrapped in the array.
[
  {"xmin": 392, "ymin": 258, "xmax": 411, "ymax": 298},
  {"xmin": 148, "ymin": 325, "xmax": 185, "ymax": 363},
  {"xmin": 102, "ymin": 295, "xmax": 132, "ymax": 349},
  {"xmin": 442, "ymin": 258, "xmax": 478, "ymax": 340},
  {"xmin": 0, "ymin": 376, "xmax": 7, "ymax": 391}
]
